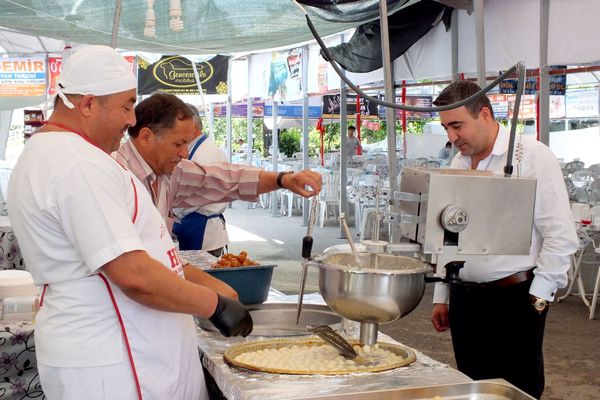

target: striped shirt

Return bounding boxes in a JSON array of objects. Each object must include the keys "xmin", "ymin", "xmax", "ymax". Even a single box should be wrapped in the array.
[{"xmin": 113, "ymin": 140, "xmax": 261, "ymax": 232}]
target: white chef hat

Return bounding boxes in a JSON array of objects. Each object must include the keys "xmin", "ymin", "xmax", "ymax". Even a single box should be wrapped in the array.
[{"xmin": 54, "ymin": 45, "xmax": 137, "ymax": 109}]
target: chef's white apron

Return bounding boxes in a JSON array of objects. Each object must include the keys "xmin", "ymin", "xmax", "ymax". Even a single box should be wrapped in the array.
[{"xmin": 39, "ymin": 174, "xmax": 208, "ymax": 400}]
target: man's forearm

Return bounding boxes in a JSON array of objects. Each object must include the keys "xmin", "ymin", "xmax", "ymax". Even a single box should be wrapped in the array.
[{"xmin": 183, "ymin": 263, "xmax": 238, "ymax": 300}]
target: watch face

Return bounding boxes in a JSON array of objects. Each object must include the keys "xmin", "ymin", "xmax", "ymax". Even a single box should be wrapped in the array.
[{"xmin": 534, "ymin": 298, "xmax": 548, "ymax": 311}]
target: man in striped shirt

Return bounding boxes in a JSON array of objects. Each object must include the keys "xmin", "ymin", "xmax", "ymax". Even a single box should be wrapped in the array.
[{"xmin": 114, "ymin": 93, "xmax": 321, "ymax": 298}]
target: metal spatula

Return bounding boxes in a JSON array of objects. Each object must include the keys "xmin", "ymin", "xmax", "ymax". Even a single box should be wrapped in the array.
[{"xmin": 307, "ymin": 325, "xmax": 358, "ymax": 359}]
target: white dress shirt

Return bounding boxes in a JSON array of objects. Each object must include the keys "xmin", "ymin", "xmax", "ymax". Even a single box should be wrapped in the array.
[{"xmin": 433, "ymin": 124, "xmax": 578, "ymax": 303}]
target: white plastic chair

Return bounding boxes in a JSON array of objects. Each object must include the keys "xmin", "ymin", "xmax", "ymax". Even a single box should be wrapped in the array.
[{"xmin": 317, "ymin": 170, "xmax": 340, "ymax": 227}]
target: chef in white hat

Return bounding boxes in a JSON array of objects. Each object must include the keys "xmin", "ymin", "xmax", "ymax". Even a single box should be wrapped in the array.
[{"xmin": 8, "ymin": 45, "xmax": 252, "ymax": 400}]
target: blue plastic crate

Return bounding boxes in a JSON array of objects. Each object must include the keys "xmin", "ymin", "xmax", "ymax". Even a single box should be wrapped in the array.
[{"xmin": 205, "ymin": 264, "xmax": 276, "ymax": 305}]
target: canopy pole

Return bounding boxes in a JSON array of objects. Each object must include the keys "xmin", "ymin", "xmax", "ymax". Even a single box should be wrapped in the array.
[
  {"xmin": 226, "ymin": 58, "xmax": 233, "ymax": 163},
  {"xmin": 451, "ymin": 8, "xmax": 460, "ymax": 82},
  {"xmin": 339, "ymin": 33, "xmax": 349, "ymax": 239},
  {"xmin": 110, "ymin": 0, "xmax": 123, "ymax": 48},
  {"xmin": 247, "ymin": 57, "xmax": 254, "ymax": 167},
  {"xmin": 379, "ymin": 0, "xmax": 397, "ymax": 193},
  {"xmin": 474, "ymin": 0, "xmax": 486, "ymax": 87},
  {"xmin": 379, "ymin": 0, "xmax": 399, "ymax": 244},
  {"xmin": 539, "ymin": 0, "xmax": 550, "ymax": 145},
  {"xmin": 270, "ymin": 101, "xmax": 280, "ymax": 217},
  {"xmin": 191, "ymin": 59, "xmax": 213, "ymax": 139},
  {"xmin": 301, "ymin": 45, "xmax": 310, "ymax": 227}
]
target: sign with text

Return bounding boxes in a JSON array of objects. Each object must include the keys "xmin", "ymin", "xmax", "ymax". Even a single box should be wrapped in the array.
[
  {"xmin": 488, "ymin": 94, "xmax": 509, "ymax": 119},
  {"xmin": 0, "ymin": 57, "xmax": 46, "ymax": 97},
  {"xmin": 264, "ymin": 104, "xmax": 321, "ymax": 118},
  {"xmin": 377, "ymin": 95, "xmax": 434, "ymax": 119},
  {"xmin": 213, "ymin": 99, "xmax": 265, "ymax": 118},
  {"xmin": 566, "ymin": 89, "xmax": 599, "ymax": 118},
  {"xmin": 138, "ymin": 55, "xmax": 228, "ymax": 95},
  {"xmin": 499, "ymin": 66, "xmax": 566, "ymax": 96},
  {"xmin": 321, "ymin": 93, "xmax": 378, "ymax": 119},
  {"xmin": 507, "ymin": 94, "xmax": 536, "ymax": 120}
]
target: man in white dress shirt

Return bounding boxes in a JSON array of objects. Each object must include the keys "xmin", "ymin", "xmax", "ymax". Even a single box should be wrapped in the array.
[
  {"xmin": 430, "ymin": 80, "xmax": 578, "ymax": 399},
  {"xmin": 172, "ymin": 105, "xmax": 229, "ymax": 256}
]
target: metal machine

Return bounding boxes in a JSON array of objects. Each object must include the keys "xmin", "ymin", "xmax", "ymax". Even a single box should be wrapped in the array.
[{"xmin": 309, "ymin": 167, "xmax": 538, "ymax": 346}]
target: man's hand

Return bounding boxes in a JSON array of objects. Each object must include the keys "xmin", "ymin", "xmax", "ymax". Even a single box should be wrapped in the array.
[
  {"xmin": 431, "ymin": 303, "xmax": 450, "ymax": 332},
  {"xmin": 209, "ymin": 294, "xmax": 253, "ymax": 337},
  {"xmin": 281, "ymin": 169, "xmax": 322, "ymax": 197}
]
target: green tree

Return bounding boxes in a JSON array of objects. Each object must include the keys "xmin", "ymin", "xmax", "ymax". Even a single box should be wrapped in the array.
[{"xmin": 278, "ymin": 129, "xmax": 301, "ymax": 157}]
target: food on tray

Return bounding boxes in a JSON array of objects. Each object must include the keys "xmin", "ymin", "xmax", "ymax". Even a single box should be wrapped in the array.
[
  {"xmin": 211, "ymin": 251, "xmax": 259, "ymax": 269},
  {"xmin": 233, "ymin": 343, "xmax": 405, "ymax": 372}
]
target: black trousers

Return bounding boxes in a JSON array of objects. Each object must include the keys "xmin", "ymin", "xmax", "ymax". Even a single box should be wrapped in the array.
[{"xmin": 448, "ymin": 279, "xmax": 548, "ymax": 399}]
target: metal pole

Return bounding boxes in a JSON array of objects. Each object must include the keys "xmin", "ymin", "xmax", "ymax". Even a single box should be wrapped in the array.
[
  {"xmin": 474, "ymin": 0, "xmax": 486, "ymax": 87},
  {"xmin": 539, "ymin": 0, "xmax": 550, "ymax": 145},
  {"xmin": 379, "ymin": 0, "xmax": 398, "ymax": 193},
  {"xmin": 226, "ymin": 58, "xmax": 233, "ymax": 163},
  {"xmin": 338, "ymin": 33, "xmax": 349, "ymax": 238},
  {"xmin": 301, "ymin": 45, "xmax": 310, "ymax": 227},
  {"xmin": 110, "ymin": 0, "xmax": 123, "ymax": 48},
  {"xmin": 451, "ymin": 8, "xmax": 460, "ymax": 82},
  {"xmin": 379, "ymin": 0, "xmax": 400, "ymax": 244},
  {"xmin": 247, "ymin": 58, "xmax": 254, "ymax": 167},
  {"xmin": 270, "ymin": 101, "xmax": 280, "ymax": 217}
]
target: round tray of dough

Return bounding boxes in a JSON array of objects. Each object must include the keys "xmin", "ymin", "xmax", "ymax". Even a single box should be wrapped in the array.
[{"xmin": 223, "ymin": 337, "xmax": 416, "ymax": 375}]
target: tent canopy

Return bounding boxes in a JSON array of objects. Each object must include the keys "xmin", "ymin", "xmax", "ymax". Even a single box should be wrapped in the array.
[{"xmin": 0, "ymin": 0, "xmax": 417, "ymax": 55}]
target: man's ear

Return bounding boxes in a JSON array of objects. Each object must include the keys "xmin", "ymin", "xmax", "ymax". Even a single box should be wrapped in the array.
[
  {"xmin": 137, "ymin": 126, "xmax": 154, "ymax": 148},
  {"xmin": 77, "ymin": 95, "xmax": 95, "ymax": 118},
  {"xmin": 479, "ymin": 106, "xmax": 492, "ymax": 121}
]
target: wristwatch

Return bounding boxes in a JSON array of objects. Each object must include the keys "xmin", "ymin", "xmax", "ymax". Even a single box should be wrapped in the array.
[{"xmin": 531, "ymin": 296, "xmax": 549, "ymax": 313}]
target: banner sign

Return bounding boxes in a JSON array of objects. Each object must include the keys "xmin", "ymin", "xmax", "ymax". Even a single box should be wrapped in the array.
[
  {"xmin": 377, "ymin": 95, "xmax": 434, "ymax": 119},
  {"xmin": 550, "ymin": 95, "xmax": 565, "ymax": 119},
  {"xmin": 499, "ymin": 66, "xmax": 566, "ymax": 96},
  {"xmin": 488, "ymin": 94, "xmax": 509, "ymax": 119},
  {"xmin": 507, "ymin": 94, "xmax": 536, "ymax": 120},
  {"xmin": 48, "ymin": 55, "xmax": 135, "ymax": 95},
  {"xmin": 268, "ymin": 48, "xmax": 303, "ymax": 102},
  {"xmin": 0, "ymin": 57, "xmax": 46, "ymax": 97},
  {"xmin": 213, "ymin": 99, "xmax": 265, "ymax": 118},
  {"xmin": 566, "ymin": 89, "xmax": 599, "ymax": 118},
  {"xmin": 137, "ymin": 55, "xmax": 228, "ymax": 95},
  {"xmin": 549, "ymin": 66, "xmax": 567, "ymax": 96},
  {"xmin": 264, "ymin": 104, "xmax": 321, "ymax": 118},
  {"xmin": 321, "ymin": 93, "xmax": 378, "ymax": 119}
]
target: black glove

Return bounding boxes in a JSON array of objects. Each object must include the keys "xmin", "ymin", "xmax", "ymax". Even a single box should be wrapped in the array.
[{"xmin": 209, "ymin": 294, "xmax": 253, "ymax": 337}]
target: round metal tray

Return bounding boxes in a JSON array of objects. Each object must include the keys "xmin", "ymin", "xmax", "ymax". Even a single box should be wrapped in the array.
[
  {"xmin": 198, "ymin": 303, "xmax": 342, "ymax": 336},
  {"xmin": 224, "ymin": 337, "xmax": 416, "ymax": 375}
]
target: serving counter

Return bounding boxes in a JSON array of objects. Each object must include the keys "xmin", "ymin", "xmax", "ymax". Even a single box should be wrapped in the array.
[{"xmin": 196, "ymin": 290, "xmax": 470, "ymax": 400}]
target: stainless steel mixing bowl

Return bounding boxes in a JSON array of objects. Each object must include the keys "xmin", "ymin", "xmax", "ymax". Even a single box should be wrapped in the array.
[{"xmin": 316, "ymin": 252, "xmax": 432, "ymax": 326}]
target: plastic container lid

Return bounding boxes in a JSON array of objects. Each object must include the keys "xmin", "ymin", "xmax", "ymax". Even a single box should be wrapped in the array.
[{"xmin": 0, "ymin": 270, "xmax": 37, "ymax": 301}]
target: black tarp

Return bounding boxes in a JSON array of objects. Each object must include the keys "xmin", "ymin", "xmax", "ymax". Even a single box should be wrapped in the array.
[{"xmin": 322, "ymin": 0, "xmax": 453, "ymax": 73}]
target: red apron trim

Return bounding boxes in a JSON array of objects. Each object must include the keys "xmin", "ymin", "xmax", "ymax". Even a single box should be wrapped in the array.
[
  {"xmin": 97, "ymin": 272, "xmax": 143, "ymax": 400},
  {"xmin": 39, "ymin": 284, "xmax": 48, "ymax": 307},
  {"xmin": 130, "ymin": 177, "xmax": 139, "ymax": 224}
]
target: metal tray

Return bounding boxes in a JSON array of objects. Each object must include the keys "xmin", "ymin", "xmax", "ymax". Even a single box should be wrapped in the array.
[
  {"xmin": 224, "ymin": 337, "xmax": 416, "ymax": 375},
  {"xmin": 297, "ymin": 380, "xmax": 536, "ymax": 400},
  {"xmin": 198, "ymin": 303, "xmax": 342, "ymax": 336}
]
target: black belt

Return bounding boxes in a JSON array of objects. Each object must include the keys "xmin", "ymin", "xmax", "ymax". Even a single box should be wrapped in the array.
[{"xmin": 463, "ymin": 269, "xmax": 534, "ymax": 289}]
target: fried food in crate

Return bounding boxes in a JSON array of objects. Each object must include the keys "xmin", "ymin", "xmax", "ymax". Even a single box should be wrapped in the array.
[{"xmin": 211, "ymin": 251, "xmax": 259, "ymax": 269}]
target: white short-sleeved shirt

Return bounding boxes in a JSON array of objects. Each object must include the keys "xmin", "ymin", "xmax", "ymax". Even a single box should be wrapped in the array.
[
  {"xmin": 8, "ymin": 132, "xmax": 204, "ymax": 399},
  {"xmin": 432, "ymin": 125, "xmax": 578, "ymax": 304}
]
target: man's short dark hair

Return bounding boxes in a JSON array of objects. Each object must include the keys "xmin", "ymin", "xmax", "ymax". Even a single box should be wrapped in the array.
[
  {"xmin": 433, "ymin": 80, "xmax": 495, "ymax": 120},
  {"xmin": 348, "ymin": 125, "xmax": 356, "ymax": 131},
  {"xmin": 128, "ymin": 93, "xmax": 194, "ymax": 138}
]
